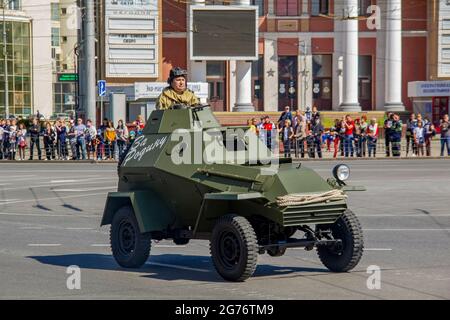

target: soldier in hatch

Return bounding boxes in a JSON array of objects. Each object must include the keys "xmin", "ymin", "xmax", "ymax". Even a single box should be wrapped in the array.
[{"xmin": 156, "ymin": 67, "xmax": 200, "ymax": 110}]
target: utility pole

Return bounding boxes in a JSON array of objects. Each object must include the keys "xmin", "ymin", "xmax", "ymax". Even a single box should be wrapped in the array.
[
  {"xmin": 2, "ymin": 0, "xmax": 9, "ymax": 119},
  {"xmin": 84, "ymin": 0, "xmax": 96, "ymax": 124}
]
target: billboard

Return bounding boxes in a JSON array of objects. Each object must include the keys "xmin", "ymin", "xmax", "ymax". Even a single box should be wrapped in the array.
[
  {"xmin": 105, "ymin": 0, "xmax": 159, "ymax": 78},
  {"xmin": 190, "ymin": 6, "xmax": 258, "ymax": 61}
]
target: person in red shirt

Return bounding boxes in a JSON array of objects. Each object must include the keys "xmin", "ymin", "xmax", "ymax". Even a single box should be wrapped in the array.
[
  {"xmin": 262, "ymin": 116, "xmax": 275, "ymax": 150},
  {"xmin": 343, "ymin": 115, "xmax": 355, "ymax": 157}
]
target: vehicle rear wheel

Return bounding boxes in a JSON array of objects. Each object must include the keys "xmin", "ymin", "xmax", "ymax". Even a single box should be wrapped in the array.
[
  {"xmin": 110, "ymin": 206, "xmax": 151, "ymax": 268},
  {"xmin": 316, "ymin": 209, "xmax": 364, "ymax": 272},
  {"xmin": 210, "ymin": 214, "xmax": 258, "ymax": 282}
]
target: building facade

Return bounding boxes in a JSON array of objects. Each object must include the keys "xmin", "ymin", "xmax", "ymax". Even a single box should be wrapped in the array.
[
  {"xmin": 0, "ymin": 0, "xmax": 78, "ymax": 119},
  {"xmin": 94, "ymin": 0, "xmax": 446, "ymax": 122}
]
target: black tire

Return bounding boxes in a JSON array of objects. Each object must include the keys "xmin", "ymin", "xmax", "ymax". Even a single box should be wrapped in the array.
[
  {"xmin": 316, "ymin": 209, "xmax": 364, "ymax": 272},
  {"xmin": 210, "ymin": 215, "xmax": 258, "ymax": 282},
  {"xmin": 110, "ymin": 206, "xmax": 151, "ymax": 268}
]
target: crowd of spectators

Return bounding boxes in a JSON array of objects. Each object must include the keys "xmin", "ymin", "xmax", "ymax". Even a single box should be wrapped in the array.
[
  {"xmin": 247, "ymin": 106, "xmax": 450, "ymax": 159},
  {"xmin": 0, "ymin": 115, "xmax": 146, "ymax": 161}
]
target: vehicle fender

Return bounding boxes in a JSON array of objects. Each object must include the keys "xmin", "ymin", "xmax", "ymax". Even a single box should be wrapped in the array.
[{"xmin": 101, "ymin": 191, "xmax": 174, "ymax": 233}]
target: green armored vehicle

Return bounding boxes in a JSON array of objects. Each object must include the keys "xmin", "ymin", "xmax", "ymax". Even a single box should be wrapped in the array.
[{"xmin": 101, "ymin": 105, "xmax": 364, "ymax": 281}]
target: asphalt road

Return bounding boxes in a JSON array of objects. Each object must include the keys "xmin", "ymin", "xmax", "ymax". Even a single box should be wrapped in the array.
[{"xmin": 0, "ymin": 160, "xmax": 449, "ymax": 300}]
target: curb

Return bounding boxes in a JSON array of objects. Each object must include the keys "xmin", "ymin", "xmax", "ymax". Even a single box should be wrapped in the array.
[{"xmin": 0, "ymin": 160, "xmax": 118, "ymax": 164}]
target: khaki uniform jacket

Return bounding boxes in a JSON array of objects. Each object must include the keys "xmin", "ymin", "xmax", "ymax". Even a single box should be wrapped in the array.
[{"xmin": 156, "ymin": 87, "xmax": 200, "ymax": 110}]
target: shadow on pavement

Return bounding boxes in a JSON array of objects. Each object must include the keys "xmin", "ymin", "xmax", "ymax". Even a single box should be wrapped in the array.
[{"xmin": 28, "ymin": 253, "xmax": 328, "ymax": 282}]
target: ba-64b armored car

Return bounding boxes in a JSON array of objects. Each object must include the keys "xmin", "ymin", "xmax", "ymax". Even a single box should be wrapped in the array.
[{"xmin": 101, "ymin": 105, "xmax": 364, "ymax": 281}]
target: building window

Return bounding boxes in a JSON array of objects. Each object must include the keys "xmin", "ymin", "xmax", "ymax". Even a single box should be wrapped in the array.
[
  {"xmin": 252, "ymin": 0, "xmax": 264, "ymax": 16},
  {"xmin": 252, "ymin": 55, "xmax": 264, "ymax": 110},
  {"xmin": 358, "ymin": 55, "xmax": 372, "ymax": 110},
  {"xmin": 311, "ymin": 0, "xmax": 329, "ymax": 16},
  {"xmin": 51, "ymin": 3, "xmax": 60, "ymax": 21},
  {"xmin": 312, "ymin": 54, "xmax": 332, "ymax": 110},
  {"xmin": 7, "ymin": 0, "xmax": 21, "ymax": 10},
  {"xmin": 276, "ymin": 0, "xmax": 298, "ymax": 17},
  {"xmin": 0, "ymin": 20, "xmax": 32, "ymax": 117},
  {"xmin": 51, "ymin": 27, "xmax": 60, "ymax": 47},
  {"xmin": 358, "ymin": 0, "xmax": 372, "ymax": 16},
  {"xmin": 53, "ymin": 82, "xmax": 77, "ymax": 115}
]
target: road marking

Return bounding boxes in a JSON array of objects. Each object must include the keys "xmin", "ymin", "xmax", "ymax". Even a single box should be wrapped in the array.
[
  {"xmin": 0, "ymin": 212, "xmax": 97, "ymax": 218},
  {"xmin": 66, "ymin": 227, "xmax": 95, "ymax": 230},
  {"xmin": 20, "ymin": 227, "xmax": 46, "ymax": 230},
  {"xmin": 0, "ymin": 192, "xmax": 108, "ymax": 205},
  {"xmin": 146, "ymin": 262, "xmax": 210, "ymax": 273},
  {"xmin": 0, "ymin": 179, "xmax": 117, "ymax": 192},
  {"xmin": 90, "ymin": 244, "xmax": 110, "ymax": 247},
  {"xmin": 154, "ymin": 245, "xmax": 186, "ymax": 248},
  {"xmin": 365, "ymin": 248, "xmax": 393, "ymax": 251},
  {"xmin": 364, "ymin": 229, "xmax": 450, "ymax": 231},
  {"xmin": 51, "ymin": 187, "xmax": 116, "ymax": 192},
  {"xmin": 0, "ymin": 199, "xmax": 19, "ymax": 202},
  {"xmin": 360, "ymin": 214, "xmax": 450, "ymax": 217},
  {"xmin": 50, "ymin": 180, "xmax": 77, "ymax": 183},
  {"xmin": 28, "ymin": 244, "xmax": 62, "ymax": 247}
]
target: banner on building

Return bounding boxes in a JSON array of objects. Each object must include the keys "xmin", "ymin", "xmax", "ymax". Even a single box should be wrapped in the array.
[{"xmin": 135, "ymin": 82, "xmax": 209, "ymax": 100}]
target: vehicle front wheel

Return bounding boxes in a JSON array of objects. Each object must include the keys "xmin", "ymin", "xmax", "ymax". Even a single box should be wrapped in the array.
[
  {"xmin": 110, "ymin": 206, "xmax": 151, "ymax": 268},
  {"xmin": 316, "ymin": 210, "xmax": 364, "ymax": 272},
  {"xmin": 210, "ymin": 215, "xmax": 258, "ymax": 282}
]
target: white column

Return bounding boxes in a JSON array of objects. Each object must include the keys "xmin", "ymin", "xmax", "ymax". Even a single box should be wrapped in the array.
[
  {"xmin": 333, "ymin": 1, "xmax": 344, "ymax": 110},
  {"xmin": 384, "ymin": 0, "xmax": 405, "ymax": 111},
  {"xmin": 263, "ymin": 38, "xmax": 278, "ymax": 112},
  {"xmin": 298, "ymin": 38, "xmax": 312, "ymax": 112},
  {"xmin": 375, "ymin": 0, "xmax": 386, "ymax": 110},
  {"xmin": 234, "ymin": 0, "xmax": 254, "ymax": 111},
  {"xmin": 340, "ymin": 0, "xmax": 361, "ymax": 111},
  {"xmin": 234, "ymin": 61, "xmax": 254, "ymax": 111}
]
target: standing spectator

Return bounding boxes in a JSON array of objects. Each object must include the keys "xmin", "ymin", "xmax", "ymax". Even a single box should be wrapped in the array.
[
  {"xmin": 278, "ymin": 106, "xmax": 292, "ymax": 129},
  {"xmin": 28, "ymin": 118, "xmax": 42, "ymax": 160},
  {"xmin": 55, "ymin": 119, "xmax": 68, "ymax": 160},
  {"xmin": 248, "ymin": 118, "xmax": 259, "ymax": 135},
  {"xmin": 96, "ymin": 118, "xmax": 108, "ymax": 160},
  {"xmin": 390, "ymin": 114, "xmax": 403, "ymax": 157},
  {"xmin": 104, "ymin": 121, "xmax": 117, "ymax": 160},
  {"xmin": 8, "ymin": 119, "xmax": 18, "ymax": 160},
  {"xmin": 85, "ymin": 119, "xmax": 97, "ymax": 160},
  {"xmin": 3, "ymin": 118, "xmax": 11, "ymax": 159},
  {"xmin": 294, "ymin": 114, "xmax": 306, "ymax": 158},
  {"xmin": 384, "ymin": 113, "xmax": 394, "ymax": 157},
  {"xmin": 135, "ymin": 115, "xmax": 146, "ymax": 131},
  {"xmin": 414, "ymin": 120, "xmax": 425, "ymax": 156},
  {"xmin": 423, "ymin": 117, "xmax": 436, "ymax": 157},
  {"xmin": 116, "ymin": 119, "xmax": 129, "ymax": 159},
  {"xmin": 0, "ymin": 119, "xmax": 4, "ymax": 159},
  {"xmin": 262, "ymin": 116, "xmax": 276, "ymax": 150},
  {"xmin": 279, "ymin": 119, "xmax": 294, "ymax": 157},
  {"xmin": 359, "ymin": 115, "xmax": 368, "ymax": 157},
  {"xmin": 330, "ymin": 119, "xmax": 341, "ymax": 158},
  {"xmin": 17, "ymin": 122, "xmax": 27, "ymax": 161},
  {"xmin": 343, "ymin": 115, "xmax": 355, "ymax": 157},
  {"xmin": 367, "ymin": 118, "xmax": 379, "ymax": 157},
  {"xmin": 310, "ymin": 117, "xmax": 324, "ymax": 158},
  {"xmin": 74, "ymin": 118, "xmax": 87, "ymax": 160},
  {"xmin": 67, "ymin": 119, "xmax": 77, "ymax": 160},
  {"xmin": 353, "ymin": 118, "xmax": 362, "ymax": 157},
  {"xmin": 43, "ymin": 122, "xmax": 56, "ymax": 161},
  {"xmin": 406, "ymin": 113, "xmax": 417, "ymax": 156},
  {"xmin": 312, "ymin": 105, "xmax": 321, "ymax": 123},
  {"xmin": 439, "ymin": 114, "xmax": 450, "ymax": 156}
]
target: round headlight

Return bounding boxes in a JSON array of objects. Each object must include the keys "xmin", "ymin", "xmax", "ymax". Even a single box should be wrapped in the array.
[{"xmin": 333, "ymin": 164, "xmax": 350, "ymax": 182}]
